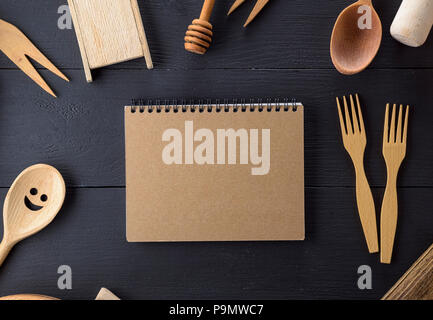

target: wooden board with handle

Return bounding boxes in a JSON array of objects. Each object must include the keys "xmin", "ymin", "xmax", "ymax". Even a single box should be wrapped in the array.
[{"xmin": 68, "ymin": 0, "xmax": 153, "ymax": 82}]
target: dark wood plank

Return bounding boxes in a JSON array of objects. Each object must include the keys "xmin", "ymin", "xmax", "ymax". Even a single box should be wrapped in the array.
[
  {"xmin": 0, "ymin": 68, "xmax": 431, "ymax": 188},
  {"xmin": 1, "ymin": 0, "xmax": 433, "ymax": 71},
  {"xmin": 0, "ymin": 187, "xmax": 431, "ymax": 300}
]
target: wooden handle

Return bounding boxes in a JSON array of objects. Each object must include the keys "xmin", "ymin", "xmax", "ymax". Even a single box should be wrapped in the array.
[
  {"xmin": 0, "ymin": 240, "xmax": 13, "ymax": 267},
  {"xmin": 390, "ymin": 0, "xmax": 433, "ymax": 47},
  {"xmin": 200, "ymin": 0, "xmax": 216, "ymax": 21},
  {"xmin": 355, "ymin": 165, "xmax": 379, "ymax": 253},
  {"xmin": 380, "ymin": 170, "xmax": 399, "ymax": 264},
  {"xmin": 185, "ymin": 0, "xmax": 215, "ymax": 54}
]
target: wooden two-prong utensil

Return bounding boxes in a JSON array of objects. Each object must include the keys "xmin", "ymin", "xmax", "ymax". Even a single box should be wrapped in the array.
[
  {"xmin": 0, "ymin": 19, "xmax": 69, "ymax": 97},
  {"xmin": 381, "ymin": 104, "xmax": 409, "ymax": 264},
  {"xmin": 336, "ymin": 94, "xmax": 378, "ymax": 253},
  {"xmin": 0, "ymin": 164, "xmax": 66, "ymax": 267},
  {"xmin": 330, "ymin": 0, "xmax": 382, "ymax": 75},
  {"xmin": 227, "ymin": 0, "xmax": 271, "ymax": 27},
  {"xmin": 184, "ymin": 0, "xmax": 216, "ymax": 55}
]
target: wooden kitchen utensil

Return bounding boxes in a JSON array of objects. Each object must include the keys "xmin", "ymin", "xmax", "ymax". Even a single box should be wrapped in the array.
[
  {"xmin": 95, "ymin": 288, "xmax": 121, "ymax": 300},
  {"xmin": 0, "ymin": 294, "xmax": 58, "ymax": 300},
  {"xmin": 227, "ymin": 0, "xmax": 271, "ymax": 27},
  {"xmin": 383, "ymin": 243, "xmax": 433, "ymax": 300},
  {"xmin": 391, "ymin": 0, "xmax": 433, "ymax": 47},
  {"xmin": 380, "ymin": 104, "xmax": 409, "ymax": 264},
  {"xmin": 184, "ymin": 0, "xmax": 216, "ymax": 54},
  {"xmin": 0, "ymin": 164, "xmax": 65, "ymax": 267},
  {"xmin": 0, "ymin": 288, "xmax": 120, "ymax": 300},
  {"xmin": 336, "ymin": 94, "xmax": 378, "ymax": 253},
  {"xmin": 68, "ymin": 0, "xmax": 153, "ymax": 82},
  {"xmin": 330, "ymin": 0, "xmax": 382, "ymax": 75},
  {"xmin": 0, "ymin": 19, "xmax": 69, "ymax": 97}
]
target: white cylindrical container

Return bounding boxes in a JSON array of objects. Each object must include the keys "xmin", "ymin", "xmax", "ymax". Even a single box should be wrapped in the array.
[{"xmin": 390, "ymin": 0, "xmax": 433, "ymax": 47}]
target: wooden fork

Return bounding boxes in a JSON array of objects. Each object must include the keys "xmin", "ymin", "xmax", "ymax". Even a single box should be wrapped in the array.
[
  {"xmin": 337, "ymin": 94, "xmax": 379, "ymax": 253},
  {"xmin": 381, "ymin": 104, "xmax": 409, "ymax": 264}
]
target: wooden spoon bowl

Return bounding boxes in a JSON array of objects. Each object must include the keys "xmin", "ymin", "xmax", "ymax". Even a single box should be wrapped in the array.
[
  {"xmin": 331, "ymin": 0, "xmax": 382, "ymax": 75},
  {"xmin": 0, "ymin": 164, "xmax": 65, "ymax": 267}
]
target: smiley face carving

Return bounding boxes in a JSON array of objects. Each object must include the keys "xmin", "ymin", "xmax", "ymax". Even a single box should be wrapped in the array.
[{"xmin": 24, "ymin": 187, "xmax": 48, "ymax": 212}]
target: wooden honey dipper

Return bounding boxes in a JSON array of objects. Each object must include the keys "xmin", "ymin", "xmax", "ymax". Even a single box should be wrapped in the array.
[{"xmin": 185, "ymin": 0, "xmax": 216, "ymax": 54}]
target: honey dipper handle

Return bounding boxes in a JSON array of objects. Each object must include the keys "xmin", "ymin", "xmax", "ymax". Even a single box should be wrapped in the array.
[
  {"xmin": 199, "ymin": 0, "xmax": 216, "ymax": 21},
  {"xmin": 0, "ymin": 240, "xmax": 13, "ymax": 267}
]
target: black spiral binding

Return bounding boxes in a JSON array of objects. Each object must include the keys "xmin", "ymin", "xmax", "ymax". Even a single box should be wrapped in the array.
[{"xmin": 129, "ymin": 98, "xmax": 299, "ymax": 113}]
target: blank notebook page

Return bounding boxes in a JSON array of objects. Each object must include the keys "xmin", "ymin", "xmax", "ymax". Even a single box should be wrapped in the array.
[{"xmin": 125, "ymin": 103, "xmax": 304, "ymax": 242}]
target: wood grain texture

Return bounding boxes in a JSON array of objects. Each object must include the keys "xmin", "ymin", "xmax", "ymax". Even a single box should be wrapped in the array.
[
  {"xmin": 0, "ymin": 68, "xmax": 431, "ymax": 188},
  {"xmin": 2, "ymin": 0, "xmax": 433, "ymax": 70},
  {"xmin": 67, "ymin": 0, "xmax": 152, "ymax": 82},
  {"xmin": 0, "ymin": 187, "xmax": 431, "ymax": 300},
  {"xmin": 383, "ymin": 244, "xmax": 433, "ymax": 300},
  {"xmin": 330, "ymin": 0, "xmax": 382, "ymax": 75},
  {"xmin": 0, "ymin": 0, "xmax": 431, "ymax": 300}
]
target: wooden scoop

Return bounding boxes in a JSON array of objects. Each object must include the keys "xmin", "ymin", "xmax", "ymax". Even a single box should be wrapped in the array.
[
  {"xmin": 330, "ymin": 0, "xmax": 382, "ymax": 75},
  {"xmin": 0, "ymin": 164, "xmax": 65, "ymax": 267}
]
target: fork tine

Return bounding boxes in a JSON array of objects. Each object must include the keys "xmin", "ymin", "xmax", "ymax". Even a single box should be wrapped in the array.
[
  {"xmin": 13, "ymin": 25, "xmax": 69, "ymax": 82},
  {"xmin": 227, "ymin": 0, "xmax": 247, "ymax": 15},
  {"xmin": 349, "ymin": 95, "xmax": 360, "ymax": 133},
  {"xmin": 336, "ymin": 97, "xmax": 347, "ymax": 136},
  {"xmin": 396, "ymin": 105, "xmax": 403, "ymax": 143},
  {"xmin": 12, "ymin": 54, "xmax": 57, "ymax": 97},
  {"xmin": 343, "ymin": 96, "xmax": 353, "ymax": 135},
  {"xmin": 403, "ymin": 105, "xmax": 409, "ymax": 144},
  {"xmin": 384, "ymin": 103, "xmax": 389, "ymax": 144},
  {"xmin": 355, "ymin": 94, "xmax": 365, "ymax": 133},
  {"xmin": 244, "ymin": 0, "xmax": 270, "ymax": 27},
  {"xmin": 390, "ymin": 104, "xmax": 396, "ymax": 143}
]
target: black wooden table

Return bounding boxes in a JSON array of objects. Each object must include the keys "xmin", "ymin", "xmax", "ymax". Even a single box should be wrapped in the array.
[{"xmin": 0, "ymin": 0, "xmax": 432, "ymax": 300}]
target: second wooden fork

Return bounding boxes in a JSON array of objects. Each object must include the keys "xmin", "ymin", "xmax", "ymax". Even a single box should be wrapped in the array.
[
  {"xmin": 381, "ymin": 104, "xmax": 409, "ymax": 264},
  {"xmin": 337, "ymin": 94, "xmax": 379, "ymax": 253}
]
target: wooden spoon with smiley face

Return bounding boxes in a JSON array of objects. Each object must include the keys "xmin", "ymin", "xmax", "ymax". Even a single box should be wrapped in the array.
[{"xmin": 0, "ymin": 164, "xmax": 65, "ymax": 267}]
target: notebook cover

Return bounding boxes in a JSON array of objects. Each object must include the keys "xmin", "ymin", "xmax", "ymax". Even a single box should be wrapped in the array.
[{"xmin": 125, "ymin": 105, "xmax": 304, "ymax": 242}]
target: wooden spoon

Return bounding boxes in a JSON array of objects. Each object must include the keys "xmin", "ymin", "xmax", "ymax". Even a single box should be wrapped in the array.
[
  {"xmin": 0, "ymin": 164, "xmax": 65, "ymax": 267},
  {"xmin": 330, "ymin": 0, "xmax": 382, "ymax": 75}
]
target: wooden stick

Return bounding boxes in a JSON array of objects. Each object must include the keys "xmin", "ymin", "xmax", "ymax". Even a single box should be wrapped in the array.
[{"xmin": 200, "ymin": 0, "xmax": 216, "ymax": 21}]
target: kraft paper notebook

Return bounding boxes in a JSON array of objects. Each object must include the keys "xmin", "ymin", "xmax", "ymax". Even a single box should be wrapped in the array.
[{"xmin": 125, "ymin": 100, "xmax": 304, "ymax": 242}]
